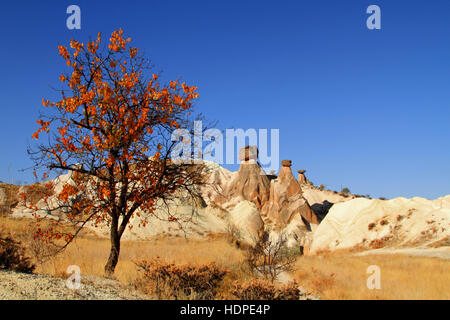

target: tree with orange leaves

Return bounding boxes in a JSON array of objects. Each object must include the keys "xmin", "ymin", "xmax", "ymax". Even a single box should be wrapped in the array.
[{"xmin": 29, "ymin": 29, "xmax": 207, "ymax": 275}]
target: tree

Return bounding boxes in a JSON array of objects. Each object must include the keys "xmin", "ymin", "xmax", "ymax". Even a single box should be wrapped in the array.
[
  {"xmin": 341, "ymin": 187, "xmax": 350, "ymax": 194},
  {"xmin": 29, "ymin": 29, "xmax": 206, "ymax": 275},
  {"xmin": 245, "ymin": 233, "xmax": 296, "ymax": 283}
]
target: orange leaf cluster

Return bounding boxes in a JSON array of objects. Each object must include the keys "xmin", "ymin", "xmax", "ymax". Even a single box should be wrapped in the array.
[{"xmin": 32, "ymin": 29, "xmax": 200, "ymax": 237}]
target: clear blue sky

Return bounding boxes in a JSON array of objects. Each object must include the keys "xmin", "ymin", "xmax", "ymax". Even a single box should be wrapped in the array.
[{"xmin": 0, "ymin": 0, "xmax": 449, "ymax": 199}]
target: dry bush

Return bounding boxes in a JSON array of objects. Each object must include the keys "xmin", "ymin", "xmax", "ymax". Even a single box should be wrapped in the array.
[
  {"xmin": 134, "ymin": 259, "xmax": 229, "ymax": 299},
  {"xmin": 1, "ymin": 216, "xmax": 72, "ymax": 264},
  {"xmin": 0, "ymin": 216, "xmax": 95, "ymax": 270},
  {"xmin": 21, "ymin": 183, "xmax": 54, "ymax": 206},
  {"xmin": 0, "ymin": 184, "xmax": 20, "ymax": 215},
  {"xmin": 277, "ymin": 281, "xmax": 302, "ymax": 300},
  {"xmin": 230, "ymin": 279, "xmax": 301, "ymax": 300},
  {"xmin": 0, "ymin": 229, "xmax": 35, "ymax": 273},
  {"xmin": 27, "ymin": 234, "xmax": 60, "ymax": 264},
  {"xmin": 369, "ymin": 239, "xmax": 384, "ymax": 249},
  {"xmin": 245, "ymin": 233, "xmax": 296, "ymax": 283},
  {"xmin": 226, "ymin": 224, "xmax": 242, "ymax": 248},
  {"xmin": 0, "ymin": 183, "xmax": 53, "ymax": 216}
]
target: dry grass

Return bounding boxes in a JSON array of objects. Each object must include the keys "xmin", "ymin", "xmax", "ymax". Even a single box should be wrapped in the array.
[
  {"xmin": 0, "ymin": 217, "xmax": 247, "ymax": 286},
  {"xmin": 2, "ymin": 216, "xmax": 449, "ymax": 300},
  {"xmin": 0, "ymin": 184, "xmax": 20, "ymax": 215},
  {"xmin": 293, "ymin": 252, "xmax": 450, "ymax": 300},
  {"xmin": 42, "ymin": 235, "xmax": 247, "ymax": 285}
]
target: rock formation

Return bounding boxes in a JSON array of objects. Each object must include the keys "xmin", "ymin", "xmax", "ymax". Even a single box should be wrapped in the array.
[
  {"xmin": 199, "ymin": 161, "xmax": 233, "ymax": 207},
  {"xmin": 200, "ymin": 146, "xmax": 271, "ymax": 212},
  {"xmin": 239, "ymin": 145, "xmax": 258, "ymax": 162},
  {"xmin": 310, "ymin": 196, "xmax": 450, "ymax": 253},
  {"xmin": 301, "ymin": 184, "xmax": 356, "ymax": 220},
  {"xmin": 220, "ymin": 146, "xmax": 271, "ymax": 211},
  {"xmin": 7, "ymin": 148, "xmax": 450, "ymax": 255},
  {"xmin": 262, "ymin": 160, "xmax": 319, "ymax": 229},
  {"xmin": 228, "ymin": 201, "xmax": 264, "ymax": 245},
  {"xmin": 297, "ymin": 170, "xmax": 307, "ymax": 184}
]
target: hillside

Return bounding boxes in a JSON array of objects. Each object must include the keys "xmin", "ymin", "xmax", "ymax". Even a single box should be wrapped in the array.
[{"xmin": 2, "ymin": 147, "xmax": 450, "ymax": 256}]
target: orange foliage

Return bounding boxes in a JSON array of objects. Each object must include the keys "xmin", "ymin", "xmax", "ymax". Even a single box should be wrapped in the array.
[{"xmin": 30, "ymin": 29, "xmax": 201, "ymax": 264}]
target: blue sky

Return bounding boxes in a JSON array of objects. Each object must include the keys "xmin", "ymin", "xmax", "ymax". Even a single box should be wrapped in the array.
[{"xmin": 0, "ymin": 0, "xmax": 449, "ymax": 199}]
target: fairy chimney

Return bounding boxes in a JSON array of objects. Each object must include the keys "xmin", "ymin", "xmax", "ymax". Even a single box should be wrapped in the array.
[
  {"xmin": 223, "ymin": 146, "xmax": 270, "ymax": 211},
  {"xmin": 297, "ymin": 170, "xmax": 307, "ymax": 184},
  {"xmin": 238, "ymin": 145, "xmax": 258, "ymax": 162},
  {"xmin": 262, "ymin": 160, "xmax": 319, "ymax": 228}
]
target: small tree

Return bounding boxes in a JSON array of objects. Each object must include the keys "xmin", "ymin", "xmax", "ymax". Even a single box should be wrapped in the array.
[
  {"xmin": 29, "ymin": 29, "xmax": 206, "ymax": 275},
  {"xmin": 245, "ymin": 233, "xmax": 296, "ymax": 283},
  {"xmin": 341, "ymin": 187, "xmax": 350, "ymax": 194}
]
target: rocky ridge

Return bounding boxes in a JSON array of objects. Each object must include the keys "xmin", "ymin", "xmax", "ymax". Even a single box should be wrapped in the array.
[{"xmin": 4, "ymin": 145, "xmax": 450, "ymax": 254}]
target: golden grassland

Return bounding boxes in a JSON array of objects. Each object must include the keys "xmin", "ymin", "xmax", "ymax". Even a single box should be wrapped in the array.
[
  {"xmin": 0, "ymin": 217, "xmax": 248, "ymax": 285},
  {"xmin": 293, "ymin": 251, "xmax": 450, "ymax": 300},
  {"xmin": 1, "ymin": 216, "xmax": 449, "ymax": 300}
]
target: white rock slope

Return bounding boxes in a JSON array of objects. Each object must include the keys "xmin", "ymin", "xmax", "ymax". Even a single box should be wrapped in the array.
[{"xmin": 310, "ymin": 196, "xmax": 450, "ymax": 253}]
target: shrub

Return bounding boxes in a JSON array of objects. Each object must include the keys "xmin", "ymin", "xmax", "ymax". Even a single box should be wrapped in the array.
[
  {"xmin": 369, "ymin": 239, "xmax": 384, "ymax": 249},
  {"xmin": 21, "ymin": 183, "xmax": 54, "ymax": 206},
  {"xmin": 0, "ymin": 231, "xmax": 35, "ymax": 273},
  {"xmin": 0, "ymin": 184, "xmax": 20, "ymax": 215},
  {"xmin": 134, "ymin": 259, "xmax": 228, "ymax": 299},
  {"xmin": 27, "ymin": 232, "xmax": 60, "ymax": 264},
  {"xmin": 319, "ymin": 184, "xmax": 325, "ymax": 191},
  {"xmin": 245, "ymin": 233, "xmax": 296, "ymax": 283},
  {"xmin": 341, "ymin": 187, "xmax": 350, "ymax": 194},
  {"xmin": 226, "ymin": 224, "xmax": 242, "ymax": 248},
  {"xmin": 230, "ymin": 279, "xmax": 301, "ymax": 300}
]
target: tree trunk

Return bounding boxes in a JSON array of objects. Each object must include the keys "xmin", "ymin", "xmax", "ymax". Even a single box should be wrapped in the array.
[{"xmin": 104, "ymin": 217, "xmax": 120, "ymax": 277}]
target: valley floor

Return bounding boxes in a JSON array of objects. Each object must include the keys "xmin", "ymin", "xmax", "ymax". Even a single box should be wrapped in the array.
[
  {"xmin": 1, "ymin": 217, "xmax": 449, "ymax": 300},
  {"xmin": 291, "ymin": 250, "xmax": 450, "ymax": 299},
  {"xmin": 354, "ymin": 247, "xmax": 450, "ymax": 260}
]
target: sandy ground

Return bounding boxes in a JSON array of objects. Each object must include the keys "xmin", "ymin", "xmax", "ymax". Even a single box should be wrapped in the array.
[{"xmin": 0, "ymin": 270, "xmax": 149, "ymax": 300}]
